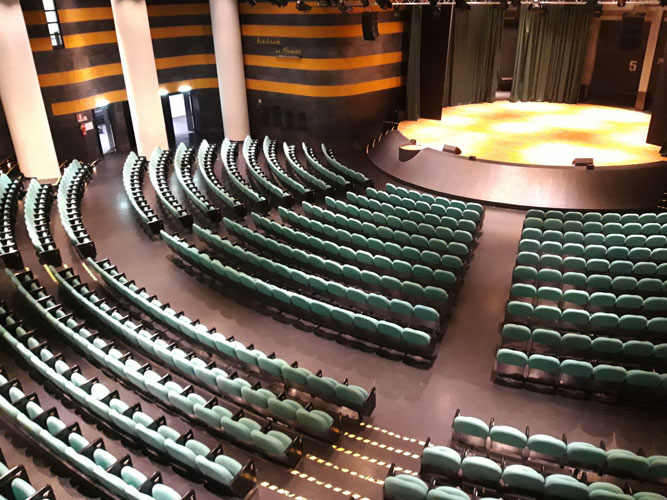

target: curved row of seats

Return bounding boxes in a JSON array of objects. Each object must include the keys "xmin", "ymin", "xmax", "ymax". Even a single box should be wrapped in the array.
[
  {"xmin": 196, "ymin": 140, "xmax": 245, "ymax": 216},
  {"xmin": 301, "ymin": 143, "xmax": 349, "ymax": 189},
  {"xmin": 526, "ymin": 209, "xmax": 667, "ymax": 225},
  {"xmin": 194, "ymin": 223, "xmax": 442, "ymax": 331},
  {"xmin": 0, "ymin": 445, "xmax": 55, "ymax": 500},
  {"xmin": 451, "ymin": 412, "xmax": 667, "ymax": 481},
  {"xmin": 518, "ymin": 238, "xmax": 667, "ymax": 264},
  {"xmin": 223, "ymin": 215, "xmax": 457, "ymax": 301},
  {"xmin": 24, "ymin": 179, "xmax": 61, "ymax": 266},
  {"xmin": 0, "ymin": 372, "xmax": 192, "ymax": 500},
  {"xmin": 0, "ymin": 307, "xmax": 255, "ymax": 497},
  {"xmin": 86, "ymin": 257, "xmax": 375, "ymax": 415},
  {"xmin": 262, "ymin": 137, "xmax": 312, "ymax": 198},
  {"xmin": 494, "ymin": 347, "xmax": 667, "ymax": 399},
  {"xmin": 501, "ymin": 323, "xmax": 667, "ymax": 368},
  {"xmin": 52, "ymin": 266, "xmax": 339, "ymax": 442},
  {"xmin": 148, "ymin": 147, "xmax": 192, "ymax": 228},
  {"xmin": 251, "ymin": 211, "xmax": 463, "ymax": 287},
  {"xmin": 6, "ymin": 268, "xmax": 304, "ymax": 465},
  {"xmin": 220, "ymin": 139, "xmax": 268, "ymax": 210},
  {"xmin": 0, "ymin": 173, "xmax": 23, "ymax": 269},
  {"xmin": 57, "ymin": 160, "xmax": 96, "ymax": 257},
  {"xmin": 123, "ymin": 152, "xmax": 163, "ymax": 234},
  {"xmin": 242, "ymin": 136, "xmax": 292, "ymax": 204},
  {"xmin": 161, "ymin": 231, "xmax": 437, "ymax": 362},
  {"xmin": 524, "ymin": 215, "xmax": 667, "ymax": 237},
  {"xmin": 320, "ymin": 144, "xmax": 372, "ymax": 187},
  {"xmin": 283, "ymin": 143, "xmax": 331, "ymax": 192},
  {"xmin": 522, "ymin": 228, "xmax": 665, "ymax": 250},
  {"xmin": 173, "ymin": 143, "xmax": 220, "ymax": 222}
]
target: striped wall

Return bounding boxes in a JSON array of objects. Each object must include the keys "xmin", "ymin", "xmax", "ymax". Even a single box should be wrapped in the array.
[{"xmin": 240, "ymin": 4, "xmax": 408, "ymax": 150}]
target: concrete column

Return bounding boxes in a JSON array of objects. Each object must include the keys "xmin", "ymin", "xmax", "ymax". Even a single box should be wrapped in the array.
[
  {"xmin": 0, "ymin": 0, "xmax": 60, "ymax": 179},
  {"xmin": 210, "ymin": 0, "xmax": 250, "ymax": 141},
  {"xmin": 635, "ymin": 8, "xmax": 664, "ymax": 111},
  {"xmin": 110, "ymin": 0, "xmax": 167, "ymax": 155},
  {"xmin": 580, "ymin": 16, "xmax": 602, "ymax": 101}
]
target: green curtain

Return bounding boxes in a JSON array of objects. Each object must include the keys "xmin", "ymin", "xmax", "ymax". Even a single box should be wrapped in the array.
[
  {"xmin": 511, "ymin": 5, "xmax": 591, "ymax": 103},
  {"xmin": 406, "ymin": 7, "xmax": 422, "ymax": 120},
  {"xmin": 444, "ymin": 5, "xmax": 504, "ymax": 106}
]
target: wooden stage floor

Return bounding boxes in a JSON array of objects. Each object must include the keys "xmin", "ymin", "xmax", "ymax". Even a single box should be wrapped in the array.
[{"xmin": 398, "ymin": 101, "xmax": 664, "ymax": 167}]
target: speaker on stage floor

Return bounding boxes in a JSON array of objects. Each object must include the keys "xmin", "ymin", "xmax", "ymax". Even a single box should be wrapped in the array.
[
  {"xmin": 573, "ymin": 158, "xmax": 595, "ymax": 169},
  {"xmin": 362, "ymin": 12, "xmax": 379, "ymax": 41},
  {"xmin": 442, "ymin": 144, "xmax": 462, "ymax": 155}
]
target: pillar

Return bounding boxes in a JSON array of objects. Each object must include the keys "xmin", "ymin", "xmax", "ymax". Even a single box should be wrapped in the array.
[
  {"xmin": 0, "ymin": 0, "xmax": 59, "ymax": 179},
  {"xmin": 580, "ymin": 17, "xmax": 602, "ymax": 101},
  {"xmin": 110, "ymin": 0, "xmax": 167, "ymax": 156},
  {"xmin": 635, "ymin": 8, "xmax": 664, "ymax": 111},
  {"xmin": 210, "ymin": 0, "xmax": 250, "ymax": 141}
]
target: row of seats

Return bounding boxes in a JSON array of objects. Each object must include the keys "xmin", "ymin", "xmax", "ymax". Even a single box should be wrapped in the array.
[
  {"xmin": 501, "ymin": 323, "xmax": 667, "ymax": 368},
  {"xmin": 220, "ymin": 139, "xmax": 268, "ymax": 210},
  {"xmin": 0, "ymin": 445, "xmax": 54, "ymax": 500},
  {"xmin": 524, "ymin": 216, "xmax": 667, "ymax": 237},
  {"xmin": 451, "ymin": 413, "xmax": 667, "ymax": 480},
  {"xmin": 148, "ymin": 147, "xmax": 192, "ymax": 228},
  {"xmin": 505, "ymin": 299, "xmax": 667, "ymax": 334},
  {"xmin": 516, "ymin": 251, "xmax": 667, "ymax": 279},
  {"xmin": 521, "ymin": 228, "xmax": 663, "ymax": 249},
  {"xmin": 173, "ymin": 143, "xmax": 220, "ymax": 222},
  {"xmin": 384, "ymin": 183, "xmax": 483, "ymax": 217},
  {"xmin": 0, "ymin": 374, "xmax": 192, "ymax": 500},
  {"xmin": 0, "ymin": 173, "xmax": 23, "ymax": 269},
  {"xmin": 195, "ymin": 223, "xmax": 442, "ymax": 331},
  {"xmin": 346, "ymin": 192, "xmax": 479, "ymax": 236},
  {"xmin": 0, "ymin": 308, "xmax": 255, "ymax": 497},
  {"xmin": 301, "ymin": 143, "xmax": 349, "ymax": 189},
  {"xmin": 283, "ymin": 143, "xmax": 331, "ymax": 192},
  {"xmin": 525, "ymin": 209, "xmax": 667, "ymax": 225},
  {"xmin": 53, "ymin": 266, "xmax": 339, "ymax": 442},
  {"xmin": 87, "ymin": 257, "xmax": 375, "ymax": 415},
  {"xmin": 262, "ymin": 137, "xmax": 312, "ymax": 198},
  {"xmin": 251, "ymin": 211, "xmax": 463, "ymax": 285},
  {"xmin": 57, "ymin": 160, "xmax": 96, "ymax": 257},
  {"xmin": 224, "ymin": 215, "xmax": 457, "ymax": 302},
  {"xmin": 320, "ymin": 143, "xmax": 372, "ymax": 187},
  {"xmin": 24, "ymin": 179, "xmax": 61, "ymax": 266},
  {"xmin": 196, "ymin": 140, "xmax": 245, "ymax": 216},
  {"xmin": 304, "ymin": 200, "xmax": 474, "ymax": 259},
  {"xmin": 6, "ymin": 269, "xmax": 304, "ymax": 466},
  {"xmin": 241, "ymin": 136, "xmax": 291, "ymax": 204},
  {"xmin": 494, "ymin": 347, "xmax": 667, "ymax": 399},
  {"xmin": 122, "ymin": 152, "xmax": 163, "ymax": 234},
  {"xmin": 161, "ymin": 231, "xmax": 436, "ymax": 362},
  {"xmin": 519, "ymin": 238, "xmax": 667, "ymax": 262}
]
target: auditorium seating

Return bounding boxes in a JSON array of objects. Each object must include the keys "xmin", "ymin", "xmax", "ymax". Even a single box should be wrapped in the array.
[
  {"xmin": 262, "ymin": 137, "xmax": 313, "ymax": 199},
  {"xmin": 220, "ymin": 138, "xmax": 269, "ymax": 212},
  {"xmin": 242, "ymin": 136, "xmax": 293, "ymax": 205},
  {"xmin": 122, "ymin": 152, "xmax": 163, "ymax": 234},
  {"xmin": 0, "ymin": 369, "xmax": 193, "ymax": 500},
  {"xmin": 0, "ymin": 304, "xmax": 257, "ymax": 497},
  {"xmin": 173, "ymin": 143, "xmax": 220, "ymax": 222},
  {"xmin": 283, "ymin": 142, "xmax": 332, "ymax": 193},
  {"xmin": 57, "ymin": 160, "xmax": 96, "ymax": 257},
  {"xmin": 86, "ymin": 257, "xmax": 375, "ymax": 415},
  {"xmin": 301, "ymin": 143, "xmax": 350, "ymax": 189},
  {"xmin": 0, "ymin": 173, "xmax": 23, "ymax": 269},
  {"xmin": 320, "ymin": 143, "xmax": 373, "ymax": 187},
  {"xmin": 0, "ymin": 445, "xmax": 55, "ymax": 500},
  {"xmin": 24, "ymin": 179, "xmax": 61, "ymax": 266},
  {"xmin": 196, "ymin": 140, "xmax": 245, "ymax": 216},
  {"xmin": 450, "ymin": 412, "xmax": 667, "ymax": 482},
  {"xmin": 148, "ymin": 147, "xmax": 192, "ymax": 228}
]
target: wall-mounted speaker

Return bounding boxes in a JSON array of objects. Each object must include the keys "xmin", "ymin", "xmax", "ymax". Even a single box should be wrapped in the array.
[
  {"xmin": 620, "ymin": 14, "xmax": 644, "ymax": 51},
  {"xmin": 362, "ymin": 12, "xmax": 379, "ymax": 41},
  {"xmin": 442, "ymin": 144, "xmax": 462, "ymax": 155}
]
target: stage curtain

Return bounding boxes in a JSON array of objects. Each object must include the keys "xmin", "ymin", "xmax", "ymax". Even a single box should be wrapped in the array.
[
  {"xmin": 661, "ymin": 130, "xmax": 667, "ymax": 157},
  {"xmin": 511, "ymin": 5, "xmax": 591, "ymax": 103},
  {"xmin": 406, "ymin": 7, "xmax": 422, "ymax": 120},
  {"xmin": 444, "ymin": 5, "xmax": 504, "ymax": 106}
]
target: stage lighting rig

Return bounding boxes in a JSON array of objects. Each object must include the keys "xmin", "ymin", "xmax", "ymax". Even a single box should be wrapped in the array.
[
  {"xmin": 246, "ymin": 0, "xmax": 257, "ymax": 6},
  {"xmin": 269, "ymin": 0, "xmax": 288, "ymax": 7},
  {"xmin": 528, "ymin": 0, "xmax": 546, "ymax": 13},
  {"xmin": 455, "ymin": 0, "xmax": 470, "ymax": 9},
  {"xmin": 376, "ymin": 0, "xmax": 392, "ymax": 9},
  {"xmin": 617, "ymin": 0, "xmax": 626, "ymax": 6},
  {"xmin": 429, "ymin": 0, "xmax": 438, "ymax": 7},
  {"xmin": 586, "ymin": 0, "xmax": 602, "ymax": 16},
  {"xmin": 296, "ymin": 0, "xmax": 312, "ymax": 10},
  {"xmin": 510, "ymin": 0, "xmax": 520, "ymax": 7}
]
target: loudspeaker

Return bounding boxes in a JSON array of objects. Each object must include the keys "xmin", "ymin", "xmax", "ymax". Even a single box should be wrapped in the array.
[
  {"xmin": 442, "ymin": 144, "xmax": 462, "ymax": 155},
  {"xmin": 573, "ymin": 158, "xmax": 594, "ymax": 169},
  {"xmin": 620, "ymin": 14, "xmax": 644, "ymax": 51},
  {"xmin": 362, "ymin": 12, "xmax": 379, "ymax": 41}
]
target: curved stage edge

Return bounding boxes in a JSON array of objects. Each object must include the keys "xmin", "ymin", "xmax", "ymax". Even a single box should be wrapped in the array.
[{"xmin": 367, "ymin": 130, "xmax": 667, "ymax": 211}]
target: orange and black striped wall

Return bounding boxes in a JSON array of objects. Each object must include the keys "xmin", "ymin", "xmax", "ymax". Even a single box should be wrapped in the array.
[{"xmin": 240, "ymin": 4, "xmax": 408, "ymax": 150}]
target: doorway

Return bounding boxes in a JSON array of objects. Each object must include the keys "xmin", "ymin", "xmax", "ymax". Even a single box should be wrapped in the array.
[
  {"xmin": 93, "ymin": 106, "xmax": 116, "ymax": 155},
  {"xmin": 168, "ymin": 92, "xmax": 195, "ymax": 146}
]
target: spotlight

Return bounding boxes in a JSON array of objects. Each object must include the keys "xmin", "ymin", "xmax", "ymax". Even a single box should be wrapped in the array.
[
  {"xmin": 332, "ymin": 0, "xmax": 350, "ymax": 11},
  {"xmin": 361, "ymin": 0, "xmax": 370, "ymax": 6},
  {"xmin": 177, "ymin": 85, "xmax": 192, "ymax": 93},
  {"xmin": 296, "ymin": 0, "xmax": 311, "ymax": 9},
  {"xmin": 499, "ymin": 0, "xmax": 508, "ymax": 9},
  {"xmin": 586, "ymin": 0, "xmax": 602, "ymax": 15},
  {"xmin": 376, "ymin": 0, "xmax": 392, "ymax": 9},
  {"xmin": 246, "ymin": 0, "xmax": 256, "ymax": 5},
  {"xmin": 429, "ymin": 0, "xmax": 438, "ymax": 7},
  {"xmin": 455, "ymin": 0, "xmax": 470, "ymax": 8},
  {"xmin": 511, "ymin": 0, "xmax": 520, "ymax": 7},
  {"xmin": 528, "ymin": 0, "xmax": 546, "ymax": 13},
  {"xmin": 617, "ymin": 0, "xmax": 626, "ymax": 6},
  {"xmin": 269, "ymin": 0, "xmax": 288, "ymax": 7}
]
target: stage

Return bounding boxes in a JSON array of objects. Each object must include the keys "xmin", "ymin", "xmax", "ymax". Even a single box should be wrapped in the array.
[{"xmin": 398, "ymin": 102, "xmax": 664, "ymax": 167}]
